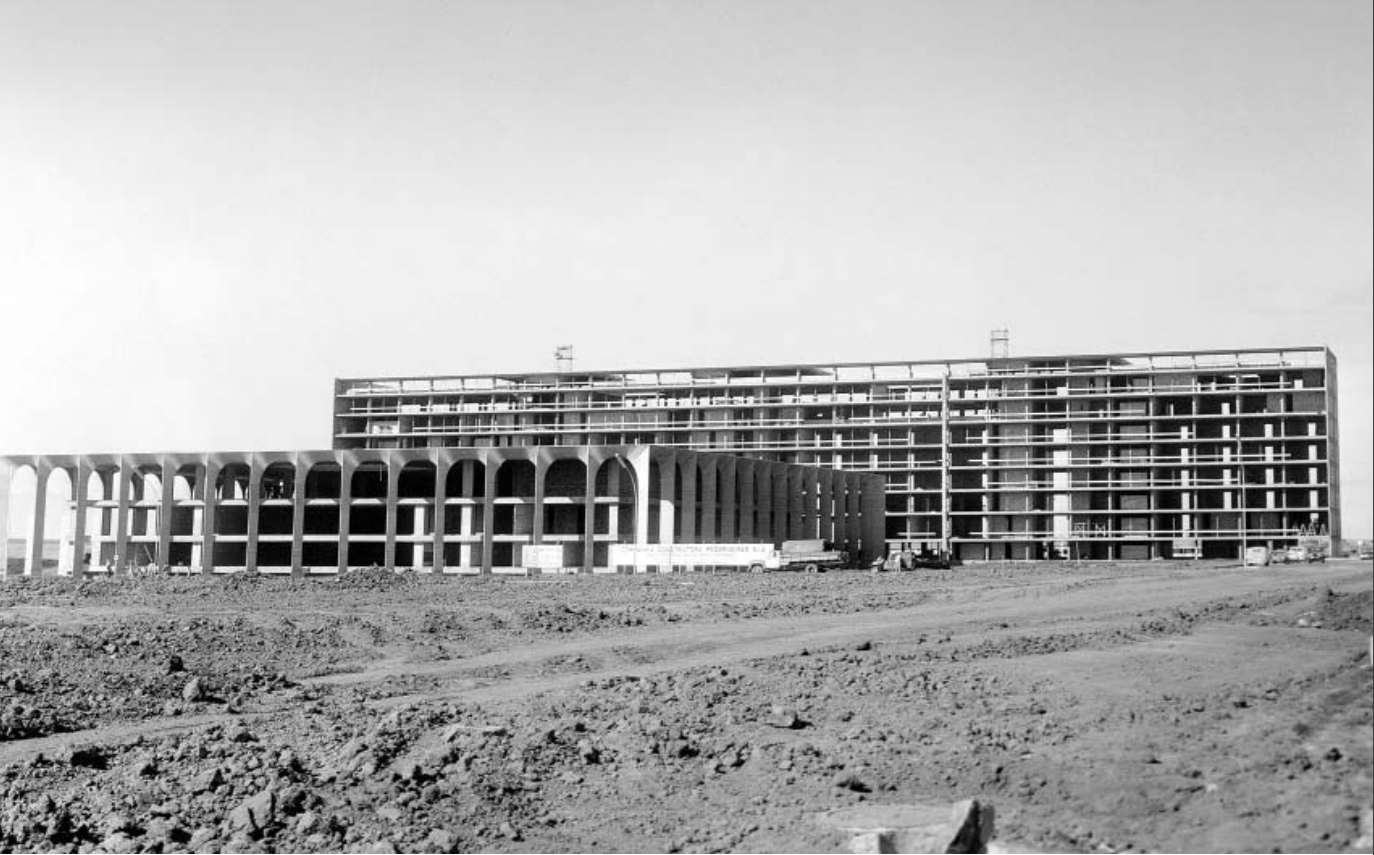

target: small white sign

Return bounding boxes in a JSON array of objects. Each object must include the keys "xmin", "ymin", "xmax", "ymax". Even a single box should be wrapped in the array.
[
  {"xmin": 610, "ymin": 543, "xmax": 773, "ymax": 568},
  {"xmin": 521, "ymin": 544, "xmax": 567, "ymax": 569}
]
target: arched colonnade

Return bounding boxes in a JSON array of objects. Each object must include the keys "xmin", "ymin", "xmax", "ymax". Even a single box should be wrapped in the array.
[{"xmin": 0, "ymin": 446, "xmax": 883, "ymax": 577}]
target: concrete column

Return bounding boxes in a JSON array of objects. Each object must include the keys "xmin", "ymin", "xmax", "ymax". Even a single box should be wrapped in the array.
[
  {"xmin": 730, "ymin": 461, "xmax": 752, "ymax": 541},
  {"xmin": 658, "ymin": 451, "xmax": 676, "ymax": 545},
  {"xmin": 245, "ymin": 462, "xmax": 262, "ymax": 573},
  {"xmin": 832, "ymin": 472, "xmax": 849, "ymax": 551},
  {"xmin": 337, "ymin": 462, "xmax": 352, "ymax": 574},
  {"xmin": 631, "ymin": 450, "xmax": 651, "ymax": 555},
  {"xmin": 679, "ymin": 458, "xmax": 696, "ymax": 544},
  {"xmin": 773, "ymin": 468, "xmax": 789, "ymax": 545},
  {"xmin": 727, "ymin": 459, "xmax": 744, "ymax": 541},
  {"xmin": 847, "ymin": 473, "xmax": 863, "ymax": 557},
  {"xmin": 699, "ymin": 461, "xmax": 717, "ymax": 541},
  {"xmin": 113, "ymin": 458, "xmax": 132, "ymax": 574},
  {"xmin": 202, "ymin": 464, "xmax": 219, "ymax": 575},
  {"xmin": 940, "ymin": 368, "xmax": 952, "ymax": 553},
  {"xmin": 752, "ymin": 464, "xmax": 774, "ymax": 547},
  {"xmin": 801, "ymin": 469, "xmax": 818, "ymax": 540},
  {"xmin": 290, "ymin": 460, "xmax": 306, "ymax": 578},
  {"xmin": 582, "ymin": 453, "xmax": 596, "ymax": 574},
  {"xmin": 481, "ymin": 456, "xmax": 496, "ymax": 575},
  {"xmin": 818, "ymin": 469, "xmax": 834, "ymax": 545},
  {"xmin": 432, "ymin": 459, "xmax": 448, "ymax": 575},
  {"xmin": 28, "ymin": 462, "xmax": 50, "ymax": 576},
  {"xmin": 157, "ymin": 459, "xmax": 175, "ymax": 569},
  {"xmin": 0, "ymin": 461, "xmax": 10, "ymax": 576},
  {"xmin": 71, "ymin": 461, "xmax": 90, "ymax": 580},
  {"xmin": 383, "ymin": 458, "xmax": 400, "ymax": 570},
  {"xmin": 787, "ymin": 469, "xmax": 803, "ymax": 540},
  {"xmin": 861, "ymin": 476, "xmax": 884, "ymax": 565},
  {"xmin": 532, "ymin": 456, "xmax": 549, "ymax": 544}
]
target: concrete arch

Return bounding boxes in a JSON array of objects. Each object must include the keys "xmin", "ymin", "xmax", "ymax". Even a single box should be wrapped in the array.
[
  {"xmin": 444, "ymin": 459, "xmax": 486, "ymax": 498},
  {"xmin": 261, "ymin": 461, "xmax": 295, "ymax": 501},
  {"xmin": 351, "ymin": 461, "xmax": 388, "ymax": 501},
  {"xmin": 395, "ymin": 460, "xmax": 438, "ymax": 572},
  {"xmin": 542, "ymin": 457, "xmax": 588, "ymax": 569},
  {"xmin": 347, "ymin": 460, "xmax": 388, "ymax": 567},
  {"xmin": 127, "ymin": 464, "xmax": 164, "ymax": 568},
  {"xmin": 302, "ymin": 461, "xmax": 341, "ymax": 571},
  {"xmin": 440, "ymin": 457, "xmax": 486, "ymax": 573},
  {"xmin": 398, "ymin": 460, "xmax": 437, "ymax": 500},
  {"xmin": 647, "ymin": 459, "xmax": 663, "ymax": 543},
  {"xmin": 3, "ymin": 462, "xmax": 38, "ymax": 576},
  {"xmin": 43, "ymin": 466, "xmax": 78, "ymax": 575},
  {"xmin": 216, "ymin": 463, "xmax": 250, "ymax": 502},
  {"xmin": 491, "ymin": 459, "xmax": 536, "ymax": 568},
  {"xmin": 495, "ymin": 459, "xmax": 536, "ymax": 499},
  {"xmin": 255, "ymin": 460, "xmax": 297, "ymax": 571}
]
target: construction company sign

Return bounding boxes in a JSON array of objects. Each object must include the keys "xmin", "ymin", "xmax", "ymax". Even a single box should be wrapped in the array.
[
  {"xmin": 610, "ymin": 543, "xmax": 773, "ymax": 569},
  {"xmin": 520, "ymin": 544, "xmax": 567, "ymax": 570}
]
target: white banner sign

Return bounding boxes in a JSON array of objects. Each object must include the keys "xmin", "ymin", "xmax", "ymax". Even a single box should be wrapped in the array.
[
  {"xmin": 610, "ymin": 543, "xmax": 773, "ymax": 567},
  {"xmin": 521, "ymin": 544, "xmax": 567, "ymax": 569}
]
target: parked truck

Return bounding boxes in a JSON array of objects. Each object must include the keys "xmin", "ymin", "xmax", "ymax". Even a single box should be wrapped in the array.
[{"xmin": 747, "ymin": 539, "xmax": 849, "ymax": 573}]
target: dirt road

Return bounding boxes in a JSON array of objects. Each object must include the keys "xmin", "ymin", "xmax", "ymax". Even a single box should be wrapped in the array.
[{"xmin": 2, "ymin": 560, "xmax": 1370, "ymax": 853}]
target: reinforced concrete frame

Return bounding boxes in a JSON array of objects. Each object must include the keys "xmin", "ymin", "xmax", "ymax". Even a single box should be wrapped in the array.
[{"xmin": 333, "ymin": 346, "xmax": 1340, "ymax": 561}]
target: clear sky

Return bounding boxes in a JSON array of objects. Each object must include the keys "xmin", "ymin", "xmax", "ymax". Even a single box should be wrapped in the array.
[{"xmin": 2, "ymin": 0, "xmax": 1371, "ymax": 537}]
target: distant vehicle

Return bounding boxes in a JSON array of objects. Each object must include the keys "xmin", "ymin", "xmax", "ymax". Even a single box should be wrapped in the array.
[
  {"xmin": 872, "ymin": 546, "xmax": 954, "ymax": 572},
  {"xmin": 748, "ymin": 539, "xmax": 849, "ymax": 573},
  {"xmin": 1286, "ymin": 546, "xmax": 1309, "ymax": 563},
  {"xmin": 1359, "ymin": 542, "xmax": 1374, "ymax": 560},
  {"xmin": 1244, "ymin": 546, "xmax": 1271, "ymax": 566},
  {"xmin": 1269, "ymin": 548, "xmax": 1289, "ymax": 565}
]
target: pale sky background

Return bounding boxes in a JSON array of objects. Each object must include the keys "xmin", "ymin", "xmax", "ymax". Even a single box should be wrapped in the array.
[{"xmin": 1, "ymin": 0, "xmax": 1371, "ymax": 537}]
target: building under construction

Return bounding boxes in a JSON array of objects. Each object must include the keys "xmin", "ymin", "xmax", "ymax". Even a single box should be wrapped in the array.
[
  {"xmin": 332, "ymin": 346, "xmax": 1341, "ymax": 561},
  {"xmin": 1, "ymin": 345, "xmax": 1342, "ymax": 574}
]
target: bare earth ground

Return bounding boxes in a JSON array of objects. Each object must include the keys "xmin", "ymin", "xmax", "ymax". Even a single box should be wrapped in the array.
[{"xmin": 1, "ymin": 560, "xmax": 1371, "ymax": 854}]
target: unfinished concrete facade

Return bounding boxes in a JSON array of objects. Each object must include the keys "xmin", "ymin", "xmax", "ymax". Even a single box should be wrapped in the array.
[
  {"xmin": 334, "ymin": 347, "xmax": 1341, "ymax": 561},
  {"xmin": 0, "ymin": 446, "xmax": 885, "ymax": 577}
]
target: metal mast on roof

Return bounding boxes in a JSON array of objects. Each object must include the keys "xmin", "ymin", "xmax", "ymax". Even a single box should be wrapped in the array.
[{"xmin": 990, "ymin": 328, "xmax": 1009, "ymax": 359}]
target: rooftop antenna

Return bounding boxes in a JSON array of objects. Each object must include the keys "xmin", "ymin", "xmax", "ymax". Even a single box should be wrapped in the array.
[
  {"xmin": 990, "ymin": 328, "xmax": 1009, "ymax": 359},
  {"xmin": 554, "ymin": 345, "xmax": 575, "ymax": 374}
]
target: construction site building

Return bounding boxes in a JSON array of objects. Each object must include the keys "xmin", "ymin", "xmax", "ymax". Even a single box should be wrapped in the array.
[{"xmin": 332, "ymin": 346, "xmax": 1341, "ymax": 561}]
